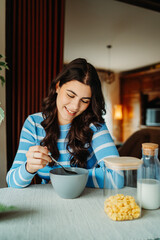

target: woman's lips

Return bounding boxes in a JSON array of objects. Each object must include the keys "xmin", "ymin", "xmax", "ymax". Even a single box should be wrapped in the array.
[{"xmin": 65, "ymin": 106, "xmax": 76, "ymax": 116}]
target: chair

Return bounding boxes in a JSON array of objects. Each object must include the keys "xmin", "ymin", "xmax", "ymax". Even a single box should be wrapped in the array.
[{"xmin": 118, "ymin": 128, "xmax": 160, "ymax": 160}]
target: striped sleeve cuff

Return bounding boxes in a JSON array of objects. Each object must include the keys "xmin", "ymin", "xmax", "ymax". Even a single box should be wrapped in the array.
[
  {"xmin": 7, "ymin": 163, "xmax": 36, "ymax": 188},
  {"xmin": 19, "ymin": 162, "xmax": 36, "ymax": 181}
]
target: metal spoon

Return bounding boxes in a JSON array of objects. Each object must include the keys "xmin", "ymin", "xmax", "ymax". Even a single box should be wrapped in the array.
[{"xmin": 50, "ymin": 155, "xmax": 78, "ymax": 175}]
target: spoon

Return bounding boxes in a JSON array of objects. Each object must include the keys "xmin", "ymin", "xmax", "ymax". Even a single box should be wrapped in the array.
[{"xmin": 49, "ymin": 155, "xmax": 78, "ymax": 175}]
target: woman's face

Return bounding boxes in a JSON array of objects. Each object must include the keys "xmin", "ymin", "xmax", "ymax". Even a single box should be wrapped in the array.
[{"xmin": 56, "ymin": 80, "xmax": 92, "ymax": 125}]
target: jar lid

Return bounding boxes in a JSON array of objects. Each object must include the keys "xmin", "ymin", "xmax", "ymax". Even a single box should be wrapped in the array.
[
  {"xmin": 142, "ymin": 143, "xmax": 159, "ymax": 156},
  {"xmin": 104, "ymin": 157, "xmax": 143, "ymax": 170}
]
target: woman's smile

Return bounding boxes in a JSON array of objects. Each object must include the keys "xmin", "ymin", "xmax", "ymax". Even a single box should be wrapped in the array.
[{"xmin": 65, "ymin": 106, "xmax": 77, "ymax": 115}]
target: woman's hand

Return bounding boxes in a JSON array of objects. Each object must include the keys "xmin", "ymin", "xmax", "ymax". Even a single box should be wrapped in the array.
[{"xmin": 26, "ymin": 146, "xmax": 52, "ymax": 174}]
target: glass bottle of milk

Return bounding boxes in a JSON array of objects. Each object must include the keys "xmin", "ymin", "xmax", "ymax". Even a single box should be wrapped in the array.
[{"xmin": 137, "ymin": 143, "xmax": 160, "ymax": 210}]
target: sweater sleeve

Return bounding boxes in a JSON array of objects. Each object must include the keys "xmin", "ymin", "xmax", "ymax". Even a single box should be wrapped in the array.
[
  {"xmin": 6, "ymin": 115, "xmax": 38, "ymax": 188},
  {"xmin": 86, "ymin": 123, "xmax": 124, "ymax": 189}
]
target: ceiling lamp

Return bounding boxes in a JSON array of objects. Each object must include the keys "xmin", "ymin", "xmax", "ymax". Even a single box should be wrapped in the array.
[{"xmin": 106, "ymin": 44, "xmax": 115, "ymax": 84}]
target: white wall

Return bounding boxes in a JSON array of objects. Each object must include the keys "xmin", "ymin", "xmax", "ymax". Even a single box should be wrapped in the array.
[
  {"xmin": 0, "ymin": 0, "xmax": 7, "ymax": 188},
  {"xmin": 64, "ymin": 0, "xmax": 160, "ymax": 72}
]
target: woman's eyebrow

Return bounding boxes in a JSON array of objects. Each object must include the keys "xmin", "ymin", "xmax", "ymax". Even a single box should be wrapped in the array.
[
  {"xmin": 67, "ymin": 89, "xmax": 91, "ymax": 99},
  {"xmin": 67, "ymin": 89, "xmax": 77, "ymax": 95}
]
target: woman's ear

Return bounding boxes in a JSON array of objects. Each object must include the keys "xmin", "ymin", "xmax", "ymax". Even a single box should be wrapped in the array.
[{"xmin": 56, "ymin": 81, "xmax": 60, "ymax": 93}]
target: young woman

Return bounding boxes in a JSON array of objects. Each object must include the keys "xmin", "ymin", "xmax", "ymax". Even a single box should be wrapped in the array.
[{"xmin": 6, "ymin": 58, "xmax": 124, "ymax": 188}]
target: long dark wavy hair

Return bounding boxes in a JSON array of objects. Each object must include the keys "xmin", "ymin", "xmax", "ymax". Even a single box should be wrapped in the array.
[{"xmin": 40, "ymin": 58, "xmax": 106, "ymax": 167}]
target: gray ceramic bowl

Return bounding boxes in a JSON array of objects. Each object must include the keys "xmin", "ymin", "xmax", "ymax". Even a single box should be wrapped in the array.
[{"xmin": 50, "ymin": 167, "xmax": 89, "ymax": 199}]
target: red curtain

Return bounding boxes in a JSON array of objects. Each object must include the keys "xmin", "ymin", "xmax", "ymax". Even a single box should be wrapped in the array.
[{"xmin": 6, "ymin": 0, "xmax": 65, "ymax": 170}]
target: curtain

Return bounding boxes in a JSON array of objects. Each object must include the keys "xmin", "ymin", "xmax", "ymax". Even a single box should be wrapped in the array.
[{"xmin": 6, "ymin": 0, "xmax": 65, "ymax": 170}]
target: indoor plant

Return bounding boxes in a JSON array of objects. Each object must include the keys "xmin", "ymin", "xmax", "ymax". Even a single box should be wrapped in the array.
[{"xmin": 0, "ymin": 54, "xmax": 9, "ymax": 125}]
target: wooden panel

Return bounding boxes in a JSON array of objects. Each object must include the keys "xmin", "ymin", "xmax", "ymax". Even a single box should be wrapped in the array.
[
  {"xmin": 121, "ymin": 77, "xmax": 141, "ymax": 94},
  {"xmin": 141, "ymin": 78, "xmax": 154, "ymax": 92},
  {"xmin": 6, "ymin": 0, "xmax": 65, "ymax": 170},
  {"xmin": 154, "ymin": 78, "xmax": 160, "ymax": 90},
  {"xmin": 120, "ymin": 67, "xmax": 160, "ymax": 142}
]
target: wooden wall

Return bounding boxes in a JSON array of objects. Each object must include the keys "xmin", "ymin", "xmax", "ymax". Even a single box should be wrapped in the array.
[{"xmin": 120, "ymin": 65, "xmax": 160, "ymax": 142}]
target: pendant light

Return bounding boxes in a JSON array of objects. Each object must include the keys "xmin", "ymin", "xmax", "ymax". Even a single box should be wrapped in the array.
[{"xmin": 106, "ymin": 44, "xmax": 115, "ymax": 84}]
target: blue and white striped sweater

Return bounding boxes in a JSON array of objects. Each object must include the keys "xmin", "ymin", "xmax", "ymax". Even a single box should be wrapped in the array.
[{"xmin": 6, "ymin": 112, "xmax": 124, "ymax": 188}]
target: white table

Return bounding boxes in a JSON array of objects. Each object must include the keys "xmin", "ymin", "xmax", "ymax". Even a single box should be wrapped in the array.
[{"xmin": 0, "ymin": 184, "xmax": 160, "ymax": 240}]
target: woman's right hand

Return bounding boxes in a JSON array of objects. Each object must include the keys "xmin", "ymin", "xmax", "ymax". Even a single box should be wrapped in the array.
[{"xmin": 26, "ymin": 145, "xmax": 52, "ymax": 174}]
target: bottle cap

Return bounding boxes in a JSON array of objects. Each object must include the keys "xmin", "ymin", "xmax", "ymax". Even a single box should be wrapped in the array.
[{"xmin": 142, "ymin": 143, "xmax": 159, "ymax": 156}]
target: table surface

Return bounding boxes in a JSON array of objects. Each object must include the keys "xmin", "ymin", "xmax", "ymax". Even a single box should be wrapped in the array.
[{"xmin": 0, "ymin": 184, "xmax": 160, "ymax": 240}]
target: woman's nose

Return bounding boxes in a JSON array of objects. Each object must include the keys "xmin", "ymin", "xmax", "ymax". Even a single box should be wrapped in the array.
[{"xmin": 72, "ymin": 98, "xmax": 80, "ymax": 110}]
